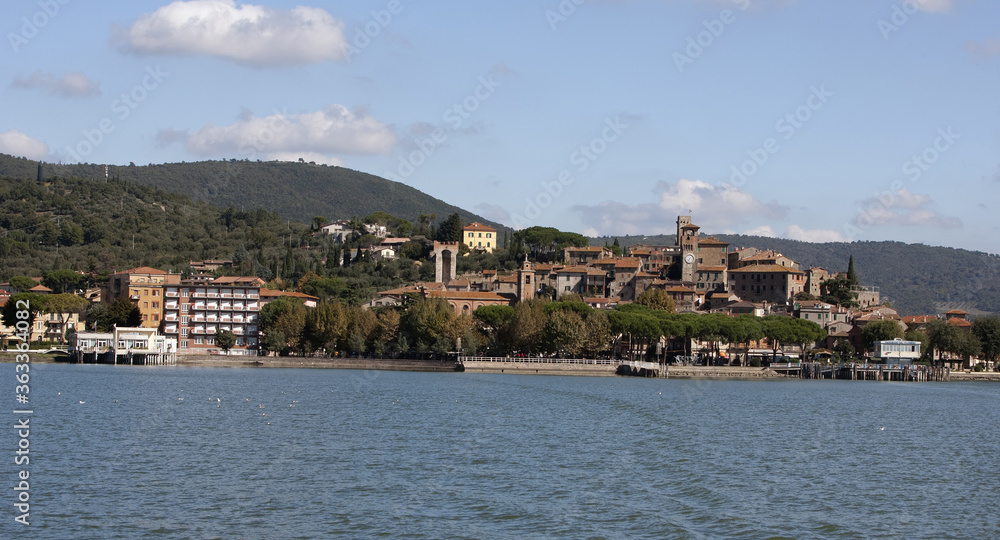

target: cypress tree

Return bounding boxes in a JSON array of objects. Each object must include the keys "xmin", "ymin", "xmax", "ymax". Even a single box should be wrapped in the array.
[{"xmin": 847, "ymin": 255, "xmax": 858, "ymax": 288}]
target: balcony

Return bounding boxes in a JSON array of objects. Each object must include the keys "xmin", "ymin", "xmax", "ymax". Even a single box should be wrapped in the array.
[
  {"xmin": 165, "ymin": 291, "xmax": 179, "ymax": 297},
  {"xmin": 207, "ymin": 293, "xmax": 219, "ymax": 298},
  {"xmin": 165, "ymin": 315, "xmax": 179, "ymax": 322},
  {"xmin": 206, "ymin": 304, "xmax": 219, "ymax": 310}
]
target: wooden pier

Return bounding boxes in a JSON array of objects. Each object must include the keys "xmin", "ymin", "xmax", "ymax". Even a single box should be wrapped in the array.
[{"xmin": 769, "ymin": 362, "xmax": 950, "ymax": 382}]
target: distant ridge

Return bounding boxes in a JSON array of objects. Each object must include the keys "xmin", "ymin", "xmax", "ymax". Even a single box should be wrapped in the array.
[{"xmin": 0, "ymin": 153, "xmax": 504, "ymax": 230}]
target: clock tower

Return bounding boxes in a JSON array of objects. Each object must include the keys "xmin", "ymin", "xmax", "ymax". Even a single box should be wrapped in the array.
[{"xmin": 676, "ymin": 215, "xmax": 700, "ymax": 283}]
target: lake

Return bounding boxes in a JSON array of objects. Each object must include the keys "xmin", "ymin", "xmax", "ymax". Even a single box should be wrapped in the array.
[{"xmin": 6, "ymin": 363, "xmax": 999, "ymax": 539}]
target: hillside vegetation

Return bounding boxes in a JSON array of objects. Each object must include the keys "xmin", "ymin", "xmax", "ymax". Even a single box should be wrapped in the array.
[
  {"xmin": 595, "ymin": 234, "xmax": 1000, "ymax": 316},
  {"xmin": 0, "ymin": 153, "xmax": 501, "ymax": 231}
]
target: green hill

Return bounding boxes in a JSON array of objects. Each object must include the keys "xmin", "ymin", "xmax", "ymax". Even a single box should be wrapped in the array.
[
  {"xmin": 0, "ymin": 153, "xmax": 502, "ymax": 230},
  {"xmin": 593, "ymin": 234, "xmax": 1000, "ymax": 316}
]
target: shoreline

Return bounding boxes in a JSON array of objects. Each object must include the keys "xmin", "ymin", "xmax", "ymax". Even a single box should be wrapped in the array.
[{"xmin": 3, "ymin": 353, "xmax": 999, "ymax": 380}]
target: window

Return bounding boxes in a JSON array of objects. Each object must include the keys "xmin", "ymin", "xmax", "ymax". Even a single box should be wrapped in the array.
[
  {"xmin": 182, "ymin": 288, "xmax": 189, "ymax": 296},
  {"xmin": 182, "ymin": 304, "xmax": 189, "ymax": 313},
  {"xmin": 195, "ymin": 337, "xmax": 204, "ymax": 344},
  {"xmin": 153, "ymin": 290, "xmax": 159, "ymax": 297},
  {"xmin": 180, "ymin": 340, "xmax": 188, "ymax": 349},
  {"xmin": 478, "ymin": 233, "xmax": 482, "ymax": 238},
  {"xmin": 153, "ymin": 302, "xmax": 159, "ymax": 309},
  {"xmin": 143, "ymin": 290, "xmax": 149, "ymax": 296},
  {"xmin": 181, "ymin": 316, "xmax": 189, "ymax": 324},
  {"xmin": 181, "ymin": 328, "xmax": 188, "ymax": 337}
]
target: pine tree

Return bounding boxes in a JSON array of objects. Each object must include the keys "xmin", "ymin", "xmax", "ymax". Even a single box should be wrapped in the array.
[{"xmin": 846, "ymin": 255, "xmax": 858, "ymax": 288}]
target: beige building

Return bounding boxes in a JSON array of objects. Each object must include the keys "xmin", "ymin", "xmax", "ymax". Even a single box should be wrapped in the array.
[
  {"xmin": 104, "ymin": 267, "xmax": 181, "ymax": 328},
  {"xmin": 462, "ymin": 222, "xmax": 498, "ymax": 253},
  {"xmin": 728, "ymin": 264, "xmax": 807, "ymax": 305}
]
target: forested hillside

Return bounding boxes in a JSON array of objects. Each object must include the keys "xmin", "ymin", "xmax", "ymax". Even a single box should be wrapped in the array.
[
  {"xmin": 0, "ymin": 153, "xmax": 501, "ymax": 230},
  {"xmin": 595, "ymin": 234, "xmax": 1000, "ymax": 316},
  {"xmin": 0, "ymin": 175, "xmax": 316, "ymax": 277}
]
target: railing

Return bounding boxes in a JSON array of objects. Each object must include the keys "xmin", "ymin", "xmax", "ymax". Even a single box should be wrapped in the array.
[
  {"xmin": 165, "ymin": 292, "xmax": 179, "ymax": 297},
  {"xmin": 459, "ymin": 356, "xmax": 619, "ymax": 366}
]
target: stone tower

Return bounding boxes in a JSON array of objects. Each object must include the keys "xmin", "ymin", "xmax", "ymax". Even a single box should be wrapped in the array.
[
  {"xmin": 515, "ymin": 256, "xmax": 535, "ymax": 303},
  {"xmin": 433, "ymin": 242, "xmax": 459, "ymax": 284},
  {"xmin": 676, "ymin": 215, "xmax": 700, "ymax": 283}
]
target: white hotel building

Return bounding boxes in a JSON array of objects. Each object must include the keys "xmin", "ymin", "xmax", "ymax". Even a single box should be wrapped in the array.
[{"xmin": 162, "ymin": 277, "xmax": 264, "ymax": 355}]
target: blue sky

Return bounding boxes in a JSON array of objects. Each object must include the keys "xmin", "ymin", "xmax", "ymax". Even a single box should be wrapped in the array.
[{"xmin": 2, "ymin": 0, "xmax": 999, "ymax": 253}]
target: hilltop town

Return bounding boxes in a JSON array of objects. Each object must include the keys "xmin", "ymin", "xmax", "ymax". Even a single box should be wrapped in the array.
[{"xmin": 2, "ymin": 213, "xmax": 997, "ymax": 372}]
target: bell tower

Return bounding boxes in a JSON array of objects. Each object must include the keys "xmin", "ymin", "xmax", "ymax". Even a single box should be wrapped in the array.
[{"xmin": 676, "ymin": 215, "xmax": 699, "ymax": 283}]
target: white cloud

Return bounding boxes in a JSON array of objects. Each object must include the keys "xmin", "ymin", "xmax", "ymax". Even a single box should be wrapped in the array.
[
  {"xmin": 0, "ymin": 129, "xmax": 49, "ymax": 159},
  {"xmin": 267, "ymin": 152, "xmax": 343, "ymax": 167},
  {"xmin": 913, "ymin": 0, "xmax": 955, "ymax": 13},
  {"xmin": 743, "ymin": 225, "xmax": 777, "ymax": 237},
  {"xmin": 965, "ymin": 35, "xmax": 1000, "ymax": 60},
  {"xmin": 11, "ymin": 70, "xmax": 101, "ymax": 97},
  {"xmin": 573, "ymin": 178, "xmax": 787, "ymax": 236},
  {"xmin": 859, "ymin": 188, "xmax": 962, "ymax": 229},
  {"xmin": 785, "ymin": 225, "xmax": 847, "ymax": 243},
  {"xmin": 182, "ymin": 105, "xmax": 396, "ymax": 158},
  {"xmin": 120, "ymin": 0, "xmax": 348, "ymax": 66}
]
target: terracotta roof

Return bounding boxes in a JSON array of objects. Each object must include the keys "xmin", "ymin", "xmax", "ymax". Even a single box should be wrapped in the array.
[
  {"xmin": 697, "ymin": 237, "xmax": 729, "ymax": 246},
  {"xmin": 497, "ymin": 275, "xmax": 517, "ymax": 283},
  {"xmin": 462, "ymin": 222, "xmax": 497, "ymax": 232},
  {"xmin": 380, "ymin": 237, "xmax": 410, "ymax": 245},
  {"xmin": 212, "ymin": 276, "xmax": 265, "ymax": 286},
  {"xmin": 944, "ymin": 309, "xmax": 968, "ymax": 315},
  {"xmin": 629, "ymin": 247, "xmax": 652, "ymax": 255},
  {"xmin": 556, "ymin": 266, "xmax": 590, "ymax": 274},
  {"xmin": 121, "ymin": 266, "xmax": 168, "ymax": 275},
  {"xmin": 902, "ymin": 315, "xmax": 938, "ymax": 324},
  {"xmin": 947, "ymin": 318, "xmax": 973, "ymax": 328},
  {"xmin": 587, "ymin": 268, "xmax": 608, "ymax": 277},
  {"xmin": 447, "ymin": 279, "xmax": 471, "ymax": 287},
  {"xmin": 259, "ymin": 289, "xmax": 318, "ymax": 301},
  {"xmin": 613, "ymin": 258, "xmax": 643, "ymax": 268},
  {"xmin": 29, "ymin": 284, "xmax": 52, "ymax": 292},
  {"xmin": 728, "ymin": 264, "xmax": 805, "ymax": 275},
  {"xmin": 427, "ymin": 290, "xmax": 507, "ymax": 301},
  {"xmin": 680, "ymin": 223, "xmax": 700, "ymax": 229},
  {"xmin": 665, "ymin": 286, "xmax": 695, "ymax": 293},
  {"xmin": 697, "ymin": 266, "xmax": 728, "ymax": 272},
  {"xmin": 533, "ymin": 263, "xmax": 561, "ymax": 272},
  {"xmin": 566, "ymin": 246, "xmax": 606, "ymax": 253},
  {"xmin": 635, "ymin": 271, "xmax": 659, "ymax": 278}
]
